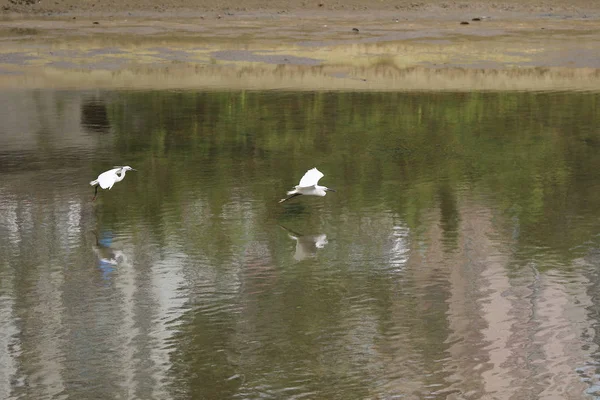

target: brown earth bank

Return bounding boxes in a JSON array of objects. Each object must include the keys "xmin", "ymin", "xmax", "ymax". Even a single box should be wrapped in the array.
[
  {"xmin": 1, "ymin": 1, "xmax": 599, "ymax": 91},
  {"xmin": 1, "ymin": 0, "xmax": 600, "ymax": 16}
]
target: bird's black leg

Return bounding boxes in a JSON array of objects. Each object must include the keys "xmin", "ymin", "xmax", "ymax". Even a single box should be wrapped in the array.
[
  {"xmin": 279, "ymin": 193, "xmax": 302, "ymax": 203},
  {"xmin": 92, "ymin": 185, "xmax": 98, "ymax": 201}
]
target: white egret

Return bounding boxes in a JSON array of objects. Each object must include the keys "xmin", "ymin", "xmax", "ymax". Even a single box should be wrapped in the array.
[
  {"xmin": 90, "ymin": 166, "xmax": 136, "ymax": 201},
  {"xmin": 279, "ymin": 167, "xmax": 335, "ymax": 203}
]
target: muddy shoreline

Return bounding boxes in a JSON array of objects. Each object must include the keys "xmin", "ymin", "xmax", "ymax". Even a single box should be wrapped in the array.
[
  {"xmin": 1, "ymin": 2, "xmax": 599, "ymax": 91},
  {"xmin": 2, "ymin": 0, "xmax": 600, "ymax": 16}
]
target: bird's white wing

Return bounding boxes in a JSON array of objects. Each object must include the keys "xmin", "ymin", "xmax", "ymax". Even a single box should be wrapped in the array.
[
  {"xmin": 97, "ymin": 168, "xmax": 120, "ymax": 189},
  {"xmin": 314, "ymin": 234, "xmax": 328, "ymax": 249},
  {"xmin": 298, "ymin": 168, "xmax": 324, "ymax": 187}
]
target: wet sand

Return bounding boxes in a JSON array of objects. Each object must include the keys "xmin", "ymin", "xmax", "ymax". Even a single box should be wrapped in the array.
[{"xmin": 1, "ymin": 1, "xmax": 599, "ymax": 91}]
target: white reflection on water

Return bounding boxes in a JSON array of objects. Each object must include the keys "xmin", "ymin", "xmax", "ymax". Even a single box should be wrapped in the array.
[
  {"xmin": 0, "ymin": 273, "xmax": 19, "ymax": 399},
  {"xmin": 67, "ymin": 201, "xmax": 82, "ymax": 244},
  {"xmin": 281, "ymin": 225, "xmax": 328, "ymax": 261},
  {"xmin": 439, "ymin": 204, "xmax": 595, "ymax": 399},
  {"xmin": 0, "ymin": 194, "xmax": 20, "ymax": 246},
  {"xmin": 118, "ymin": 247, "xmax": 190, "ymax": 400},
  {"xmin": 150, "ymin": 250, "xmax": 191, "ymax": 398},
  {"xmin": 387, "ymin": 223, "xmax": 410, "ymax": 273}
]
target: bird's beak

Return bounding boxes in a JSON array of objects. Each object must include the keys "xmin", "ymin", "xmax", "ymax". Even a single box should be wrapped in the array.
[
  {"xmin": 131, "ymin": 168, "xmax": 137, "ymax": 171},
  {"xmin": 326, "ymin": 188, "xmax": 336, "ymax": 192}
]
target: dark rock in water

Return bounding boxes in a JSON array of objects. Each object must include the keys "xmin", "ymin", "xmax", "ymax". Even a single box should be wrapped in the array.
[
  {"xmin": 472, "ymin": 17, "xmax": 481, "ymax": 21},
  {"xmin": 460, "ymin": 21, "xmax": 469, "ymax": 25},
  {"xmin": 352, "ymin": 27, "xmax": 359, "ymax": 32},
  {"xmin": 93, "ymin": 21, "xmax": 99, "ymax": 24}
]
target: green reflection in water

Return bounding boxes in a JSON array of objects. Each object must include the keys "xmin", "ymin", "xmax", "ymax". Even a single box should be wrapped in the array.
[{"xmin": 99, "ymin": 90, "xmax": 600, "ymax": 263}]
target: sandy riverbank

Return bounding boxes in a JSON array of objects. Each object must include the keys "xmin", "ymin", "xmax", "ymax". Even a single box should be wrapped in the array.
[
  {"xmin": 1, "ymin": 1, "xmax": 599, "ymax": 91},
  {"xmin": 2, "ymin": 0, "xmax": 600, "ymax": 16}
]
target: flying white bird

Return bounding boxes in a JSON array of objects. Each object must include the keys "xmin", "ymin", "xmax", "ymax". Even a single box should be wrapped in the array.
[
  {"xmin": 90, "ymin": 166, "xmax": 136, "ymax": 201},
  {"xmin": 279, "ymin": 167, "xmax": 335, "ymax": 203}
]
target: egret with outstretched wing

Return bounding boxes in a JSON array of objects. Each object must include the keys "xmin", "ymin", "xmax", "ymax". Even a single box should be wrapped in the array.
[
  {"xmin": 279, "ymin": 167, "xmax": 335, "ymax": 203},
  {"xmin": 90, "ymin": 166, "xmax": 136, "ymax": 201}
]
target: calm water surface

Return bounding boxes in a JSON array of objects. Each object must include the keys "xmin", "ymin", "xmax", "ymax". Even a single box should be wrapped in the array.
[{"xmin": 1, "ymin": 90, "xmax": 600, "ymax": 399}]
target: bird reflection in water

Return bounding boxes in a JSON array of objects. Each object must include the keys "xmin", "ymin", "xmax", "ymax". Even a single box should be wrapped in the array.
[
  {"xmin": 92, "ymin": 230, "xmax": 127, "ymax": 280},
  {"xmin": 280, "ymin": 225, "xmax": 328, "ymax": 261}
]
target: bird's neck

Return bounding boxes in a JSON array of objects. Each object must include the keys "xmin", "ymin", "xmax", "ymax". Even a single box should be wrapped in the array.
[{"xmin": 115, "ymin": 169, "xmax": 127, "ymax": 182}]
